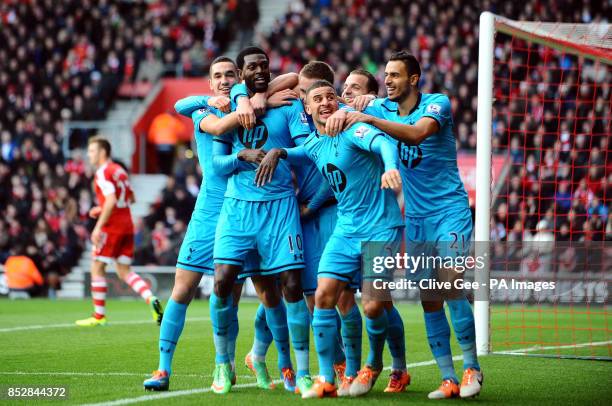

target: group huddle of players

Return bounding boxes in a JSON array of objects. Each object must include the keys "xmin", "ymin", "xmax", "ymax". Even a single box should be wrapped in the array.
[{"xmin": 79, "ymin": 45, "xmax": 484, "ymax": 400}]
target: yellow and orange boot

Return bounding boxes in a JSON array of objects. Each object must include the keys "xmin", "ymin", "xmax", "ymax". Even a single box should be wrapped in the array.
[
  {"xmin": 427, "ymin": 379, "xmax": 460, "ymax": 399},
  {"xmin": 384, "ymin": 369, "xmax": 411, "ymax": 393}
]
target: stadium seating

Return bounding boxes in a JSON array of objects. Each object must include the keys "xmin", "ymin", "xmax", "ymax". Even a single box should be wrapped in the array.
[
  {"xmin": 0, "ymin": 0, "xmax": 239, "ymax": 276},
  {"xmin": 1, "ymin": 0, "xmax": 609, "ymax": 277}
]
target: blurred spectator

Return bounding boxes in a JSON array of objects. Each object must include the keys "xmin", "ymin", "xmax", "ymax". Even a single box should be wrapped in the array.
[
  {"xmin": 147, "ymin": 111, "xmax": 189, "ymax": 175},
  {"xmin": 4, "ymin": 247, "xmax": 44, "ymax": 298},
  {"xmin": 234, "ymin": 0, "xmax": 260, "ymax": 50}
]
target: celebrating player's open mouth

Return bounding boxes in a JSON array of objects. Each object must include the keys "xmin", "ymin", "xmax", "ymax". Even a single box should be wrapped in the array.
[{"xmin": 318, "ymin": 105, "xmax": 335, "ymax": 120}]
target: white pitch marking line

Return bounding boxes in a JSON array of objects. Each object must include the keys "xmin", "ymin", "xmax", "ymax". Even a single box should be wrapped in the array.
[
  {"xmin": 0, "ymin": 317, "xmax": 210, "ymax": 333},
  {"xmin": 81, "ymin": 379, "xmax": 283, "ymax": 406},
  {"xmin": 78, "ymin": 340, "xmax": 612, "ymax": 405},
  {"xmin": 0, "ymin": 371, "xmax": 256, "ymax": 379},
  {"xmin": 3, "ymin": 340, "xmax": 608, "ymax": 380},
  {"xmin": 493, "ymin": 340, "xmax": 612, "ymax": 355}
]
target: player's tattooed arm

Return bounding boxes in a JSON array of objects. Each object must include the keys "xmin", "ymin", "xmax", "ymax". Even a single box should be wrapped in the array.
[{"xmin": 255, "ymin": 146, "xmax": 310, "ymax": 187}]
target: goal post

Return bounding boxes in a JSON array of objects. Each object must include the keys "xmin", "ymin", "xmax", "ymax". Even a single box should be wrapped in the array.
[
  {"xmin": 474, "ymin": 11, "xmax": 495, "ymax": 356},
  {"xmin": 475, "ymin": 12, "xmax": 611, "ymax": 358}
]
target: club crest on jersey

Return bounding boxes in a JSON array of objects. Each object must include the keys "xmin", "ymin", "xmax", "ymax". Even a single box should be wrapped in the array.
[
  {"xmin": 426, "ymin": 104, "xmax": 441, "ymax": 115},
  {"xmin": 398, "ymin": 142, "xmax": 423, "ymax": 168},
  {"xmin": 300, "ymin": 112, "xmax": 309, "ymax": 124},
  {"xmin": 240, "ymin": 119, "xmax": 268, "ymax": 148},
  {"xmin": 353, "ymin": 125, "xmax": 370, "ymax": 139},
  {"xmin": 323, "ymin": 163, "xmax": 347, "ymax": 193}
]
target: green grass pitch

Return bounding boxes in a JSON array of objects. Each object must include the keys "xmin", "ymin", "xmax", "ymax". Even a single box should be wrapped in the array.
[{"xmin": 0, "ymin": 299, "xmax": 610, "ymax": 405}]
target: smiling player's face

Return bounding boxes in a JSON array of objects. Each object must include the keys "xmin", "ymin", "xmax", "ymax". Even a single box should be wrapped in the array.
[
  {"xmin": 306, "ymin": 86, "xmax": 339, "ymax": 127},
  {"xmin": 209, "ymin": 62, "xmax": 238, "ymax": 97},
  {"xmin": 384, "ymin": 60, "xmax": 416, "ymax": 103},
  {"xmin": 342, "ymin": 73, "xmax": 370, "ymax": 103},
  {"xmin": 241, "ymin": 54, "xmax": 271, "ymax": 93}
]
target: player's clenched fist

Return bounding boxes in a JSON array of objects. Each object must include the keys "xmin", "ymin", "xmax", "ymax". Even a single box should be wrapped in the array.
[
  {"xmin": 88, "ymin": 206, "xmax": 102, "ymax": 218},
  {"xmin": 208, "ymin": 96, "xmax": 231, "ymax": 113},
  {"xmin": 324, "ymin": 108, "xmax": 347, "ymax": 136},
  {"xmin": 381, "ymin": 169, "xmax": 402, "ymax": 189},
  {"xmin": 351, "ymin": 94, "xmax": 376, "ymax": 111},
  {"xmin": 250, "ymin": 92, "xmax": 267, "ymax": 116},
  {"xmin": 236, "ymin": 97, "xmax": 256, "ymax": 129}
]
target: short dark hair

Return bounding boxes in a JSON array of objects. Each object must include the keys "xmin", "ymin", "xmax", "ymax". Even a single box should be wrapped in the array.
[
  {"xmin": 388, "ymin": 51, "xmax": 421, "ymax": 79},
  {"xmin": 305, "ymin": 79, "xmax": 335, "ymax": 99},
  {"xmin": 350, "ymin": 69, "xmax": 379, "ymax": 94},
  {"xmin": 88, "ymin": 136, "xmax": 111, "ymax": 157},
  {"xmin": 209, "ymin": 56, "xmax": 236, "ymax": 75},
  {"xmin": 300, "ymin": 61, "xmax": 335, "ymax": 84},
  {"xmin": 236, "ymin": 46, "xmax": 268, "ymax": 70}
]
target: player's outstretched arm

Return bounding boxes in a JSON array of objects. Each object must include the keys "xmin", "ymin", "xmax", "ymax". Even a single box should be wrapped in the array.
[
  {"xmin": 235, "ymin": 73, "xmax": 299, "ymax": 120},
  {"xmin": 211, "ymin": 136, "xmax": 262, "ymax": 175},
  {"xmin": 346, "ymin": 111, "xmax": 439, "ymax": 145},
  {"xmin": 199, "ymin": 112, "xmax": 242, "ymax": 136},
  {"xmin": 268, "ymin": 72, "xmax": 299, "ymax": 96},
  {"xmin": 370, "ymin": 136, "xmax": 402, "ymax": 189},
  {"xmin": 267, "ymin": 88, "xmax": 299, "ymax": 108},
  {"xmin": 254, "ymin": 146, "xmax": 310, "ymax": 187},
  {"xmin": 174, "ymin": 96, "xmax": 211, "ymax": 117}
]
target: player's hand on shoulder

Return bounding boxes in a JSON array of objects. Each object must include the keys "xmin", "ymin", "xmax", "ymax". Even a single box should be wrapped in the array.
[
  {"xmin": 238, "ymin": 148, "xmax": 266, "ymax": 164},
  {"xmin": 381, "ymin": 169, "xmax": 402, "ymax": 190},
  {"xmin": 255, "ymin": 148, "xmax": 284, "ymax": 187},
  {"xmin": 208, "ymin": 96, "xmax": 231, "ymax": 113},
  {"xmin": 325, "ymin": 108, "xmax": 347, "ymax": 137},
  {"xmin": 352, "ymin": 94, "xmax": 376, "ymax": 111},
  {"xmin": 250, "ymin": 93, "xmax": 267, "ymax": 117},
  {"xmin": 236, "ymin": 97, "xmax": 256, "ymax": 129},
  {"xmin": 88, "ymin": 206, "xmax": 102, "ymax": 219},
  {"xmin": 344, "ymin": 111, "xmax": 372, "ymax": 130},
  {"xmin": 267, "ymin": 89, "xmax": 298, "ymax": 108}
]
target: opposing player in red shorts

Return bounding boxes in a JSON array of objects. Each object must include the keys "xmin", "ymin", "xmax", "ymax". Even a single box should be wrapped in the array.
[{"xmin": 76, "ymin": 136, "xmax": 164, "ymax": 327}]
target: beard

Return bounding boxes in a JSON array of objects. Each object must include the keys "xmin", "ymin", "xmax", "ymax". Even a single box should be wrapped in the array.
[
  {"xmin": 388, "ymin": 87, "xmax": 412, "ymax": 103},
  {"xmin": 245, "ymin": 73, "xmax": 270, "ymax": 93}
]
